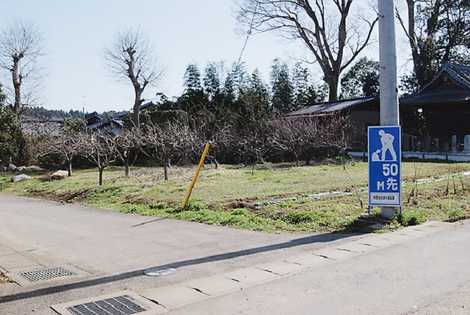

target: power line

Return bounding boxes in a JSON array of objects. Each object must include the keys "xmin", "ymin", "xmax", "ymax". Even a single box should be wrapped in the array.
[{"xmin": 237, "ymin": 0, "xmax": 260, "ymax": 65}]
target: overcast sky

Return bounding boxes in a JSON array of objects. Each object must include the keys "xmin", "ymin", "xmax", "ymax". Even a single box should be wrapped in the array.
[{"xmin": 0, "ymin": 0, "xmax": 412, "ymax": 113}]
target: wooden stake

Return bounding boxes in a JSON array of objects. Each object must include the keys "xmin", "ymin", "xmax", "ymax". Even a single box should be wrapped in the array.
[{"xmin": 181, "ymin": 143, "xmax": 211, "ymax": 209}]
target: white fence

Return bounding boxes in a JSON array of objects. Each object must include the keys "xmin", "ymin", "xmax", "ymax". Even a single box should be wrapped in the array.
[{"xmin": 349, "ymin": 151, "xmax": 470, "ymax": 162}]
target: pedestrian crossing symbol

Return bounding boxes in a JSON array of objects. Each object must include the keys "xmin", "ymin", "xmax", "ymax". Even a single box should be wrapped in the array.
[{"xmin": 368, "ymin": 126, "xmax": 402, "ymax": 207}]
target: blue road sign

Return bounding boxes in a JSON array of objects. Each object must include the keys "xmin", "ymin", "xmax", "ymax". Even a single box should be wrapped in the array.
[{"xmin": 368, "ymin": 126, "xmax": 402, "ymax": 207}]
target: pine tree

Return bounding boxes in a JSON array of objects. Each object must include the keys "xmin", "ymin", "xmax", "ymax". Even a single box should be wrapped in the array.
[
  {"xmin": 230, "ymin": 62, "xmax": 248, "ymax": 100},
  {"xmin": 203, "ymin": 62, "xmax": 227, "ymax": 115},
  {"xmin": 271, "ymin": 59, "xmax": 293, "ymax": 114},
  {"xmin": 179, "ymin": 64, "xmax": 207, "ymax": 113},
  {"xmin": 239, "ymin": 69, "xmax": 270, "ymax": 120},
  {"xmin": 223, "ymin": 63, "xmax": 249, "ymax": 114},
  {"xmin": 184, "ymin": 64, "xmax": 203, "ymax": 94},
  {"xmin": 203, "ymin": 63, "xmax": 221, "ymax": 102},
  {"xmin": 223, "ymin": 70, "xmax": 236, "ymax": 109}
]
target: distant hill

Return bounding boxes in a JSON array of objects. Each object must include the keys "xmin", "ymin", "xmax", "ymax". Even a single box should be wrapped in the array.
[
  {"xmin": 23, "ymin": 106, "xmax": 86, "ymax": 121},
  {"xmin": 22, "ymin": 107, "xmax": 128, "ymax": 121}
]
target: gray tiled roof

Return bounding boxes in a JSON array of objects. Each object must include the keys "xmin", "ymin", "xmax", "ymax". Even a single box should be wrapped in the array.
[{"xmin": 421, "ymin": 63, "xmax": 470, "ymax": 92}]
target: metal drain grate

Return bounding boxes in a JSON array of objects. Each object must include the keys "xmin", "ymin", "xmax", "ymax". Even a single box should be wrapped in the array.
[
  {"xmin": 20, "ymin": 267, "xmax": 76, "ymax": 282},
  {"xmin": 66, "ymin": 295, "xmax": 147, "ymax": 315}
]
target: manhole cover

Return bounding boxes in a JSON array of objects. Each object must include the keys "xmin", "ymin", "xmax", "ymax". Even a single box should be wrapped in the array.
[
  {"xmin": 20, "ymin": 266, "xmax": 76, "ymax": 282},
  {"xmin": 66, "ymin": 295, "xmax": 147, "ymax": 315}
]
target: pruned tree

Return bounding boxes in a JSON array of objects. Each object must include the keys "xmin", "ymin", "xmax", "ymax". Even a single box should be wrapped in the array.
[
  {"xmin": 0, "ymin": 22, "xmax": 42, "ymax": 115},
  {"xmin": 215, "ymin": 122, "xmax": 274, "ymax": 170},
  {"xmin": 397, "ymin": 0, "xmax": 470, "ymax": 88},
  {"xmin": 271, "ymin": 115, "xmax": 347, "ymax": 166},
  {"xmin": 105, "ymin": 29, "xmax": 162, "ymax": 128},
  {"xmin": 144, "ymin": 122, "xmax": 196, "ymax": 181},
  {"xmin": 238, "ymin": 0, "xmax": 378, "ymax": 101},
  {"xmin": 42, "ymin": 132, "xmax": 83, "ymax": 177},
  {"xmin": 114, "ymin": 128, "xmax": 143, "ymax": 177},
  {"xmin": 238, "ymin": 122, "xmax": 274, "ymax": 170},
  {"xmin": 82, "ymin": 132, "xmax": 117, "ymax": 186}
]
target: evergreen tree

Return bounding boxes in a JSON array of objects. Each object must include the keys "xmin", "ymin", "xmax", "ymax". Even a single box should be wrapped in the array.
[
  {"xmin": 203, "ymin": 63, "xmax": 221, "ymax": 101},
  {"xmin": 223, "ymin": 70, "xmax": 236, "ymax": 109},
  {"xmin": 223, "ymin": 63, "xmax": 249, "ymax": 114},
  {"xmin": 0, "ymin": 83, "xmax": 5, "ymax": 107},
  {"xmin": 340, "ymin": 57, "xmax": 380, "ymax": 99},
  {"xmin": 230, "ymin": 62, "xmax": 249, "ymax": 100},
  {"xmin": 203, "ymin": 62, "xmax": 224, "ymax": 112},
  {"xmin": 239, "ymin": 69, "xmax": 270, "ymax": 120},
  {"xmin": 183, "ymin": 64, "xmax": 203, "ymax": 94},
  {"xmin": 291, "ymin": 63, "xmax": 320, "ymax": 109},
  {"xmin": 179, "ymin": 64, "xmax": 207, "ymax": 113},
  {"xmin": 271, "ymin": 59, "xmax": 293, "ymax": 114},
  {"xmin": 0, "ymin": 106, "xmax": 26, "ymax": 164}
]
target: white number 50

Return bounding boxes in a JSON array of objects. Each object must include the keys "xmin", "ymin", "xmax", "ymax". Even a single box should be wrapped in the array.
[{"xmin": 383, "ymin": 163, "xmax": 398, "ymax": 176}]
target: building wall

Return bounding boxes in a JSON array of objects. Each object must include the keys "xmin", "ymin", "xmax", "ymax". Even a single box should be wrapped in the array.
[{"xmin": 346, "ymin": 109, "xmax": 379, "ymax": 151}]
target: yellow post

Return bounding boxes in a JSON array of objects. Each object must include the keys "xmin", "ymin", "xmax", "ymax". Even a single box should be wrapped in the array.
[{"xmin": 181, "ymin": 143, "xmax": 211, "ymax": 209}]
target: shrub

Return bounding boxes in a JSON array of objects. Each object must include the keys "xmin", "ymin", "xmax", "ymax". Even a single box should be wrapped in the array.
[
  {"xmin": 284, "ymin": 211, "xmax": 319, "ymax": 224},
  {"xmin": 0, "ymin": 107, "xmax": 27, "ymax": 165},
  {"xmin": 398, "ymin": 210, "xmax": 428, "ymax": 226}
]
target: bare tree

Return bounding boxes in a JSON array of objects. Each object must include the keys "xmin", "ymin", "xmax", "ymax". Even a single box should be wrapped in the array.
[
  {"xmin": 82, "ymin": 132, "xmax": 117, "ymax": 186},
  {"xmin": 271, "ymin": 115, "xmax": 347, "ymax": 166},
  {"xmin": 42, "ymin": 133, "xmax": 83, "ymax": 177},
  {"xmin": 144, "ymin": 122, "xmax": 196, "ymax": 181},
  {"xmin": 0, "ymin": 22, "xmax": 42, "ymax": 115},
  {"xmin": 238, "ymin": 0, "xmax": 378, "ymax": 101},
  {"xmin": 38, "ymin": 118, "xmax": 86, "ymax": 176},
  {"xmin": 114, "ymin": 128, "xmax": 143, "ymax": 177},
  {"xmin": 105, "ymin": 30, "xmax": 162, "ymax": 128}
]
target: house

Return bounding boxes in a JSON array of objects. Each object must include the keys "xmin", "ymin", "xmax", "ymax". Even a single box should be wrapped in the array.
[
  {"xmin": 85, "ymin": 112, "xmax": 124, "ymax": 136},
  {"xmin": 286, "ymin": 63, "xmax": 470, "ymax": 157}
]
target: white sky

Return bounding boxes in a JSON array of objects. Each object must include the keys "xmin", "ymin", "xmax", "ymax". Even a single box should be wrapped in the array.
[{"xmin": 0, "ymin": 0, "xmax": 412, "ymax": 112}]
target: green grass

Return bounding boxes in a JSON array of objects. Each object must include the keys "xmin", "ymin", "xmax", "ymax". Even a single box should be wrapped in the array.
[{"xmin": 1, "ymin": 161, "xmax": 470, "ymax": 233}]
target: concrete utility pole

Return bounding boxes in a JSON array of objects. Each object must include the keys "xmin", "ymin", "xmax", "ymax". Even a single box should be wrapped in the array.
[{"xmin": 378, "ymin": 0, "xmax": 400, "ymax": 218}]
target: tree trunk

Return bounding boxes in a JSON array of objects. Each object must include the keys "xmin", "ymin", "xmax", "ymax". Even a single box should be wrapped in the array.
[
  {"xmin": 327, "ymin": 76, "xmax": 339, "ymax": 102},
  {"xmin": 67, "ymin": 160, "xmax": 73, "ymax": 177},
  {"xmin": 163, "ymin": 158, "xmax": 170, "ymax": 181},
  {"xmin": 11, "ymin": 59, "xmax": 22, "ymax": 114},
  {"xmin": 212, "ymin": 158, "xmax": 219, "ymax": 170},
  {"xmin": 124, "ymin": 156, "xmax": 130, "ymax": 177},
  {"xmin": 133, "ymin": 90, "xmax": 142, "ymax": 128},
  {"xmin": 98, "ymin": 167, "xmax": 104, "ymax": 186}
]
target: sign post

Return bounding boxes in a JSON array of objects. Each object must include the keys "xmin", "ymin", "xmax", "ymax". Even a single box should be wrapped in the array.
[{"xmin": 368, "ymin": 126, "xmax": 402, "ymax": 213}]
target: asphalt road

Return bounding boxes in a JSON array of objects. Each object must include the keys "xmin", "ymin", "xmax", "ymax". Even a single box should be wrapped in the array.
[
  {"xmin": 1, "ymin": 193, "xmax": 470, "ymax": 314},
  {"xmin": 0, "ymin": 193, "xmax": 360, "ymax": 314}
]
